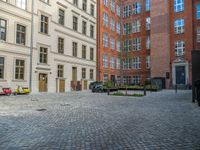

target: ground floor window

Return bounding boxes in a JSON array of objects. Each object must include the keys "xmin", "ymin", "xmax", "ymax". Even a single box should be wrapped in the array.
[
  {"xmin": 90, "ymin": 69, "xmax": 94, "ymax": 80},
  {"xmin": 0, "ymin": 57, "xmax": 4, "ymax": 79},
  {"xmin": 15, "ymin": 59, "xmax": 25, "ymax": 80},
  {"xmin": 57, "ymin": 65, "xmax": 64, "ymax": 78},
  {"xmin": 132, "ymin": 76, "xmax": 141, "ymax": 85},
  {"xmin": 103, "ymin": 74, "xmax": 108, "ymax": 82}
]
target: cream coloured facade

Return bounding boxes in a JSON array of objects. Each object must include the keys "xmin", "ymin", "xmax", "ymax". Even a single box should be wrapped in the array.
[{"xmin": 0, "ymin": 0, "xmax": 97, "ymax": 93}]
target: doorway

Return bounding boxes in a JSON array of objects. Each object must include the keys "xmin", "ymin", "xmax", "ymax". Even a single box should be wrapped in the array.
[
  {"xmin": 176, "ymin": 66, "xmax": 186, "ymax": 85},
  {"xmin": 39, "ymin": 73, "xmax": 48, "ymax": 92},
  {"xmin": 59, "ymin": 79, "xmax": 65, "ymax": 93}
]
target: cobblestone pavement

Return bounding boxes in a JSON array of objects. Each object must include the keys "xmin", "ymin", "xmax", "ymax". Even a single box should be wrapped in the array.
[{"xmin": 0, "ymin": 90, "xmax": 200, "ymax": 150}]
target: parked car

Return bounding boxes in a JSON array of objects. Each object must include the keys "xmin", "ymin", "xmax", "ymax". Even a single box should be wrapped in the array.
[
  {"xmin": 0, "ymin": 87, "xmax": 12, "ymax": 96},
  {"xmin": 92, "ymin": 84, "xmax": 103, "ymax": 93},
  {"xmin": 14, "ymin": 85, "xmax": 30, "ymax": 95},
  {"xmin": 89, "ymin": 81, "xmax": 103, "ymax": 89}
]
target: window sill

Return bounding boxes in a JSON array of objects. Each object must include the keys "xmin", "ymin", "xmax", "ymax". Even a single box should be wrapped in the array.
[
  {"xmin": 12, "ymin": 80, "xmax": 27, "ymax": 82},
  {"xmin": 0, "ymin": 79, "xmax": 7, "ymax": 82},
  {"xmin": 38, "ymin": 32, "xmax": 50, "ymax": 37},
  {"xmin": 37, "ymin": 63, "xmax": 50, "ymax": 66}
]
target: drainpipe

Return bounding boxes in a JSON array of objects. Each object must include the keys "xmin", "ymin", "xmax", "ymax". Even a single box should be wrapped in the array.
[{"xmin": 29, "ymin": 0, "xmax": 34, "ymax": 92}]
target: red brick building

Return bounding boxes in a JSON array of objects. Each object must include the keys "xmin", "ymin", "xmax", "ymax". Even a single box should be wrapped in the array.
[{"xmin": 97, "ymin": 0, "xmax": 200, "ymax": 88}]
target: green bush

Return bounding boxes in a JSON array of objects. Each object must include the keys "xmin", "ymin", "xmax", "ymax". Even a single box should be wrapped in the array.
[{"xmin": 103, "ymin": 81, "xmax": 114, "ymax": 88}]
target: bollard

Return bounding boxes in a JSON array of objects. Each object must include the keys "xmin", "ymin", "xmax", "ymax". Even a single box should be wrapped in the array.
[
  {"xmin": 107, "ymin": 89, "xmax": 110, "ymax": 95},
  {"xmin": 175, "ymin": 85, "xmax": 178, "ymax": 94}
]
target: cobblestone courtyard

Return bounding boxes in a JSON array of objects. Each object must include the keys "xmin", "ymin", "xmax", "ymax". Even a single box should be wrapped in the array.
[{"xmin": 0, "ymin": 90, "xmax": 200, "ymax": 150}]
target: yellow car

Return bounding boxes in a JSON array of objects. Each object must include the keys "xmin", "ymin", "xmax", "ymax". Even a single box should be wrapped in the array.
[{"xmin": 14, "ymin": 86, "xmax": 30, "ymax": 95}]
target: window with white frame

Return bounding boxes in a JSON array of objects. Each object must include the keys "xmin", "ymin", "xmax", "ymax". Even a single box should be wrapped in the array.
[
  {"xmin": 123, "ymin": 40, "xmax": 131, "ymax": 51},
  {"xmin": 90, "ymin": 4, "xmax": 95, "ymax": 16},
  {"xmin": 146, "ymin": 56, "xmax": 150, "ymax": 69},
  {"xmin": 132, "ymin": 38, "xmax": 141, "ymax": 51},
  {"xmin": 132, "ymin": 76, "xmax": 141, "ymax": 85},
  {"xmin": 58, "ymin": 9, "xmax": 65, "ymax": 25},
  {"xmin": 103, "ymin": 54, "xmax": 108, "ymax": 68},
  {"xmin": 110, "ymin": 18, "xmax": 115, "ymax": 31},
  {"xmin": 116, "ymin": 22, "xmax": 121, "ymax": 34},
  {"xmin": 117, "ymin": 40, "xmax": 120, "ymax": 52},
  {"xmin": 116, "ymin": 5, "xmax": 121, "ymax": 17},
  {"xmin": 174, "ymin": 0, "xmax": 184, "ymax": 13},
  {"xmin": 116, "ymin": 58, "xmax": 120, "ymax": 69},
  {"xmin": 103, "ymin": 0, "xmax": 108, "ymax": 7},
  {"xmin": 146, "ymin": 17, "xmax": 150, "ymax": 30},
  {"xmin": 146, "ymin": 0, "xmax": 150, "ymax": 11},
  {"xmin": 73, "ymin": 0, "xmax": 78, "ymax": 6},
  {"xmin": 82, "ymin": 0, "xmax": 87, "ymax": 12},
  {"xmin": 110, "ymin": 0, "xmax": 115, "ymax": 12},
  {"xmin": 103, "ymin": 12, "xmax": 109, "ymax": 27},
  {"xmin": 103, "ymin": 33, "xmax": 108, "ymax": 47},
  {"xmin": 0, "ymin": 57, "xmax": 4, "ymax": 79},
  {"xmin": 0, "ymin": 19, "xmax": 7, "ymax": 41},
  {"xmin": 197, "ymin": 28, "xmax": 200, "ymax": 42},
  {"xmin": 123, "ymin": 5, "xmax": 131, "ymax": 18},
  {"xmin": 123, "ymin": 59, "xmax": 127, "ymax": 69},
  {"xmin": 123, "ymin": 23, "xmax": 131, "ymax": 34},
  {"xmin": 174, "ymin": 19, "xmax": 184, "ymax": 34},
  {"xmin": 146, "ymin": 36, "xmax": 150, "ymax": 49},
  {"xmin": 132, "ymin": 19, "xmax": 140, "ymax": 33},
  {"xmin": 132, "ymin": 2, "xmax": 141, "ymax": 15},
  {"xmin": 110, "ymin": 37, "xmax": 115, "ymax": 50},
  {"xmin": 175, "ymin": 41, "xmax": 185, "ymax": 56},
  {"xmin": 16, "ymin": 0, "xmax": 26, "ymax": 10},
  {"xmin": 132, "ymin": 57, "xmax": 141, "ymax": 69},
  {"xmin": 110, "ymin": 57, "xmax": 115, "ymax": 69},
  {"xmin": 41, "ymin": 15, "xmax": 48, "ymax": 34}
]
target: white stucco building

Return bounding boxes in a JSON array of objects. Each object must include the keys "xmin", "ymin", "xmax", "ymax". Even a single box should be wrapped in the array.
[{"xmin": 0, "ymin": 0, "xmax": 96, "ymax": 93}]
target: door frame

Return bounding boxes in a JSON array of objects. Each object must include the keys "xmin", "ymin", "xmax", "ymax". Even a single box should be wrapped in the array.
[{"xmin": 172, "ymin": 62, "xmax": 189, "ymax": 85}]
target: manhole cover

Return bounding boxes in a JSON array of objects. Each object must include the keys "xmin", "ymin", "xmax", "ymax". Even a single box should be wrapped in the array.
[{"xmin": 36, "ymin": 109, "xmax": 47, "ymax": 111}]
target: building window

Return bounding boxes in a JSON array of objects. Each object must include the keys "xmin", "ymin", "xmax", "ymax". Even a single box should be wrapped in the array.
[
  {"xmin": 146, "ymin": 17, "xmax": 150, "ymax": 30},
  {"xmin": 146, "ymin": 56, "xmax": 150, "ymax": 69},
  {"xmin": 0, "ymin": 19, "xmax": 6, "ymax": 41},
  {"xmin": 90, "ymin": 4, "xmax": 95, "ymax": 16},
  {"xmin": 16, "ymin": 0, "xmax": 26, "ymax": 9},
  {"xmin": 103, "ymin": 74, "xmax": 108, "ymax": 82},
  {"xmin": 116, "ymin": 22, "xmax": 121, "ymax": 34},
  {"xmin": 174, "ymin": 0, "xmax": 184, "ymax": 12},
  {"xmin": 117, "ymin": 40, "xmax": 120, "ymax": 52},
  {"xmin": 123, "ymin": 5, "xmax": 131, "ymax": 18},
  {"xmin": 123, "ymin": 59, "xmax": 127, "ymax": 70},
  {"xmin": 82, "ymin": 0, "xmax": 87, "ymax": 11},
  {"xmin": 58, "ymin": 37, "xmax": 64, "ymax": 54},
  {"xmin": 15, "ymin": 59, "xmax": 25, "ymax": 80},
  {"xmin": 72, "ymin": 42, "xmax": 77, "ymax": 57},
  {"xmin": 110, "ymin": 0, "xmax": 115, "ymax": 12},
  {"xmin": 103, "ymin": 0, "xmax": 108, "ymax": 7},
  {"xmin": 132, "ymin": 57, "xmax": 141, "ymax": 69},
  {"xmin": 41, "ymin": 15, "xmax": 48, "ymax": 34},
  {"xmin": 82, "ymin": 68, "xmax": 86, "ymax": 79},
  {"xmin": 110, "ymin": 57, "xmax": 115, "ymax": 69},
  {"xmin": 132, "ymin": 19, "xmax": 140, "ymax": 33},
  {"xmin": 132, "ymin": 38, "xmax": 141, "ymax": 51},
  {"xmin": 175, "ymin": 41, "xmax": 185, "ymax": 56},
  {"xmin": 73, "ymin": 0, "xmax": 78, "ymax": 6},
  {"xmin": 16, "ymin": 24, "xmax": 26, "ymax": 45},
  {"xmin": 103, "ymin": 12, "xmax": 109, "ymax": 27},
  {"xmin": 117, "ymin": 76, "xmax": 121, "ymax": 83},
  {"xmin": 110, "ymin": 37, "xmax": 115, "ymax": 50},
  {"xmin": 57, "ymin": 65, "xmax": 64, "ymax": 78},
  {"xmin": 132, "ymin": 2, "xmax": 141, "ymax": 15},
  {"xmin": 58, "ymin": 9, "xmax": 65, "ymax": 25},
  {"xmin": 123, "ymin": 40, "xmax": 131, "ymax": 51},
  {"xmin": 174, "ymin": 19, "xmax": 184, "ymax": 34},
  {"xmin": 82, "ymin": 21, "xmax": 87, "ymax": 35},
  {"xmin": 146, "ymin": 36, "xmax": 150, "ymax": 49},
  {"xmin": 103, "ymin": 54, "xmax": 108, "ymax": 68},
  {"xmin": 197, "ymin": 4, "xmax": 200, "ymax": 19},
  {"xmin": 146, "ymin": 0, "xmax": 150, "ymax": 11},
  {"xmin": 132, "ymin": 76, "xmax": 141, "ymax": 85},
  {"xmin": 82, "ymin": 45, "xmax": 86, "ymax": 59},
  {"xmin": 110, "ymin": 18, "xmax": 115, "ymax": 31},
  {"xmin": 90, "ymin": 48, "xmax": 94, "ymax": 61},
  {"xmin": 103, "ymin": 33, "xmax": 108, "ymax": 47},
  {"xmin": 197, "ymin": 28, "xmax": 200, "ymax": 42},
  {"xmin": 40, "ymin": 47, "xmax": 48, "ymax": 64},
  {"xmin": 116, "ymin": 5, "xmax": 121, "ymax": 17},
  {"xmin": 0, "ymin": 57, "xmax": 4, "ymax": 79},
  {"xmin": 90, "ymin": 69, "xmax": 94, "ymax": 80},
  {"xmin": 123, "ymin": 23, "xmax": 131, "ymax": 34},
  {"xmin": 90, "ymin": 25, "xmax": 94, "ymax": 38},
  {"xmin": 73, "ymin": 16, "xmax": 78, "ymax": 31},
  {"xmin": 116, "ymin": 58, "xmax": 120, "ymax": 69}
]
